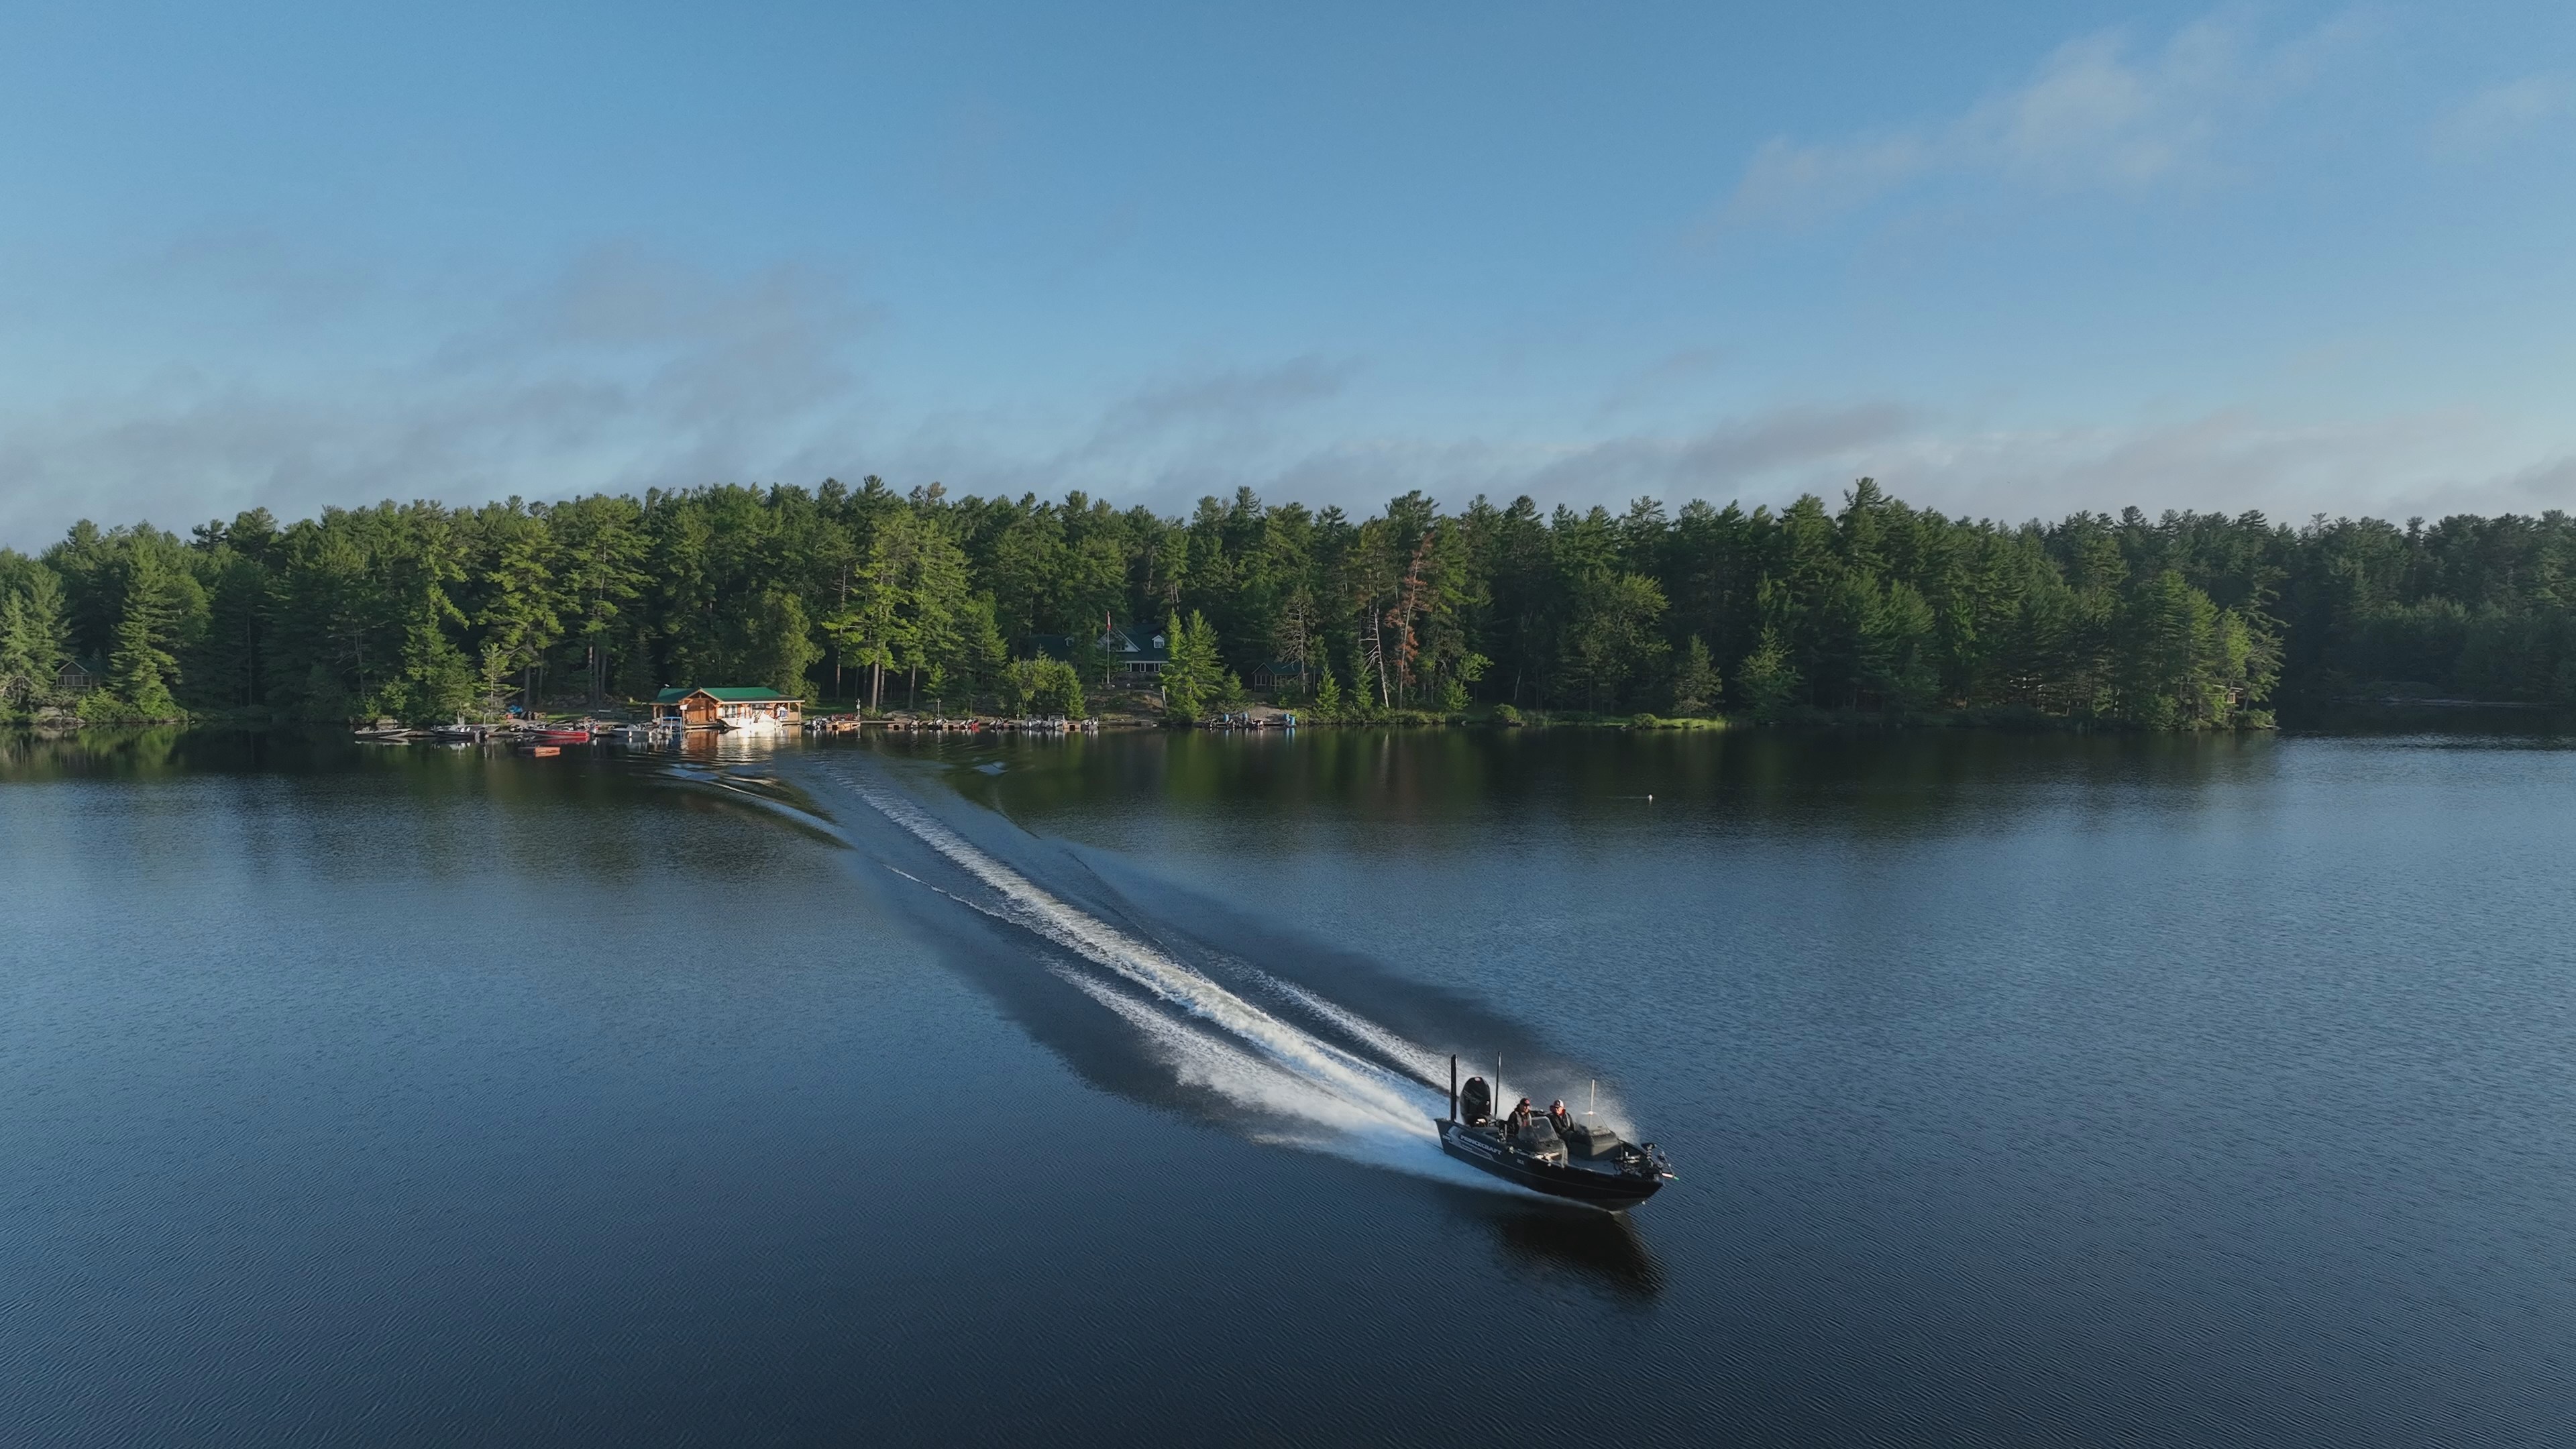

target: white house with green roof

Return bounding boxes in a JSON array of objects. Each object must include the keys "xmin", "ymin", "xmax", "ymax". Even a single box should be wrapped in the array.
[{"xmin": 651, "ymin": 686, "xmax": 803, "ymax": 731}]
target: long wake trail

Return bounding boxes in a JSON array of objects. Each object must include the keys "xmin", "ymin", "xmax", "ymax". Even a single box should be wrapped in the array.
[{"xmin": 832, "ymin": 769, "xmax": 1510, "ymax": 1185}]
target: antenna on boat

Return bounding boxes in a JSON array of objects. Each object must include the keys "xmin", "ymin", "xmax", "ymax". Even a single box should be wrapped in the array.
[
  {"xmin": 1588, "ymin": 1079, "xmax": 1596, "ymax": 1121},
  {"xmin": 1448, "ymin": 1055, "xmax": 1458, "ymax": 1124}
]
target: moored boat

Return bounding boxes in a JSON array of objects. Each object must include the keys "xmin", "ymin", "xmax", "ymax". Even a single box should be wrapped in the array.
[{"xmin": 1435, "ymin": 1058, "xmax": 1672, "ymax": 1210}]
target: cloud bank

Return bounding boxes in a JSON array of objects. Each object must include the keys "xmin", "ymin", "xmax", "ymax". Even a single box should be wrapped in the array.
[
  {"xmin": 4, "ymin": 296, "xmax": 2568, "ymax": 551},
  {"xmin": 0, "ymin": 245, "xmax": 877, "ymax": 545},
  {"xmin": 1718, "ymin": 12, "xmax": 2365, "ymax": 227}
]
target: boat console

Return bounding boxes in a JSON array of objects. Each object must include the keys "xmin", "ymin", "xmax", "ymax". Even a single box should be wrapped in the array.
[{"xmin": 1437, "ymin": 1059, "xmax": 1673, "ymax": 1210}]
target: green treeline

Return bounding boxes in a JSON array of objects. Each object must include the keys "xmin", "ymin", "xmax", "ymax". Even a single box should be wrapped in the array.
[{"xmin": 3, "ymin": 476, "xmax": 2573, "ymax": 725}]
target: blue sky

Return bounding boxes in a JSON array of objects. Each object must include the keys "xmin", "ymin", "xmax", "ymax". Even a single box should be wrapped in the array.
[{"xmin": 1, "ymin": 1, "xmax": 2571, "ymax": 545}]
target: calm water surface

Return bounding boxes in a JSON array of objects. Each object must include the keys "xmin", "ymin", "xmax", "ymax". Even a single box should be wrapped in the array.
[{"xmin": 5, "ymin": 725, "xmax": 2575, "ymax": 1445}]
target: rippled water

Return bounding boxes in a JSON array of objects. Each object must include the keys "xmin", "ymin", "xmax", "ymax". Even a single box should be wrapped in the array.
[{"xmin": 6, "ymin": 725, "xmax": 2575, "ymax": 1445}]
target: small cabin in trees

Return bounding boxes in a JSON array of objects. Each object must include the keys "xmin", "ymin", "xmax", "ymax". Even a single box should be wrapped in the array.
[
  {"xmin": 1024, "ymin": 623, "xmax": 1170, "ymax": 680},
  {"xmin": 650, "ymin": 686, "xmax": 803, "ymax": 730},
  {"xmin": 1103, "ymin": 623, "xmax": 1170, "ymax": 679}
]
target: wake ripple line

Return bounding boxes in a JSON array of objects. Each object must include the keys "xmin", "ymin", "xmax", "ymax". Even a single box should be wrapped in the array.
[{"xmin": 844, "ymin": 776, "xmax": 1439, "ymax": 1138}]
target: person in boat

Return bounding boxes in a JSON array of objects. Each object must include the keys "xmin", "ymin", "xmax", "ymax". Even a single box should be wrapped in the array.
[
  {"xmin": 1548, "ymin": 1099, "xmax": 1570, "ymax": 1133},
  {"xmin": 1506, "ymin": 1097, "xmax": 1534, "ymax": 1138}
]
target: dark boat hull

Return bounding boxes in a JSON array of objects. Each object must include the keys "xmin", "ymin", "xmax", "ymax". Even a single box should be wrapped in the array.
[{"xmin": 1438, "ymin": 1120, "xmax": 1666, "ymax": 1210}]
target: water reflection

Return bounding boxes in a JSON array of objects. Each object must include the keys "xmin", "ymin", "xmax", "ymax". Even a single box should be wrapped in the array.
[
  {"xmin": 2286, "ymin": 701, "xmax": 2574, "ymax": 741},
  {"xmin": 0, "ymin": 724, "xmax": 197, "ymax": 777},
  {"xmin": 903, "ymin": 724, "xmax": 2296, "ymax": 847}
]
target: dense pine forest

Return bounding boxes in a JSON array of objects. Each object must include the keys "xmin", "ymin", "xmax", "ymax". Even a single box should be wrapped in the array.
[{"xmin": 3, "ymin": 476, "xmax": 2573, "ymax": 727}]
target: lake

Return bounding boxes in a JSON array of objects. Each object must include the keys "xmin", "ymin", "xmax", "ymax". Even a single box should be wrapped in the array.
[{"xmin": 6, "ymin": 723, "xmax": 2576, "ymax": 1445}]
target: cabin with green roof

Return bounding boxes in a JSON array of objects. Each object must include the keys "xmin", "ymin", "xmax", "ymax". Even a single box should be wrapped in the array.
[
  {"xmin": 651, "ymin": 686, "xmax": 803, "ymax": 731},
  {"xmin": 1023, "ymin": 622, "xmax": 1170, "ymax": 680}
]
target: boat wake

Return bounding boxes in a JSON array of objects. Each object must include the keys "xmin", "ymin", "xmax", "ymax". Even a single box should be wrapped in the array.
[{"xmin": 805, "ymin": 759, "xmax": 1549, "ymax": 1194}]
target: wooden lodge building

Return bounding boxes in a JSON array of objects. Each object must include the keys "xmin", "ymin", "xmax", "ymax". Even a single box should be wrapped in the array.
[
  {"xmin": 1022, "ymin": 622, "xmax": 1171, "ymax": 681},
  {"xmin": 651, "ymin": 686, "xmax": 803, "ymax": 730}
]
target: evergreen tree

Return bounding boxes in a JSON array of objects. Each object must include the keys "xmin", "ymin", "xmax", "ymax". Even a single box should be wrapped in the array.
[
  {"xmin": 0, "ymin": 557, "xmax": 72, "ymax": 709},
  {"xmin": 954, "ymin": 594, "xmax": 1012, "ymax": 705},
  {"xmin": 394, "ymin": 608, "xmax": 476, "ymax": 723},
  {"xmin": 1348, "ymin": 651, "xmax": 1380, "ymax": 720},
  {"xmin": 1160, "ymin": 609, "xmax": 1224, "ymax": 722},
  {"xmin": 470, "ymin": 502, "xmax": 561, "ymax": 714},
  {"xmin": 381, "ymin": 505, "xmax": 476, "ymax": 723},
  {"xmin": 1670, "ymin": 635, "xmax": 1718, "ymax": 716},
  {"xmin": 1560, "ymin": 571, "xmax": 1668, "ymax": 713},
  {"xmin": 108, "ymin": 549, "xmax": 185, "ymax": 719},
  {"xmin": 1736, "ymin": 627, "xmax": 1800, "ymax": 722},
  {"xmin": 550, "ymin": 494, "xmax": 648, "ymax": 707},
  {"xmin": 745, "ymin": 590, "xmax": 820, "ymax": 696}
]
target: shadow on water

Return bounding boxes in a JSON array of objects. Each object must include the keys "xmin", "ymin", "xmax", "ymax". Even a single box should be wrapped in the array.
[{"xmin": 1472, "ymin": 1197, "xmax": 1666, "ymax": 1300}]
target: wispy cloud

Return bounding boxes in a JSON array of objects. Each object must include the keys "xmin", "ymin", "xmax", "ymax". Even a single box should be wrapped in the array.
[
  {"xmin": 907, "ymin": 398, "xmax": 2565, "ymax": 532},
  {"xmin": 1093, "ymin": 356, "xmax": 1356, "ymax": 445},
  {"xmin": 1878, "ymin": 408, "xmax": 2447, "ymax": 522},
  {"xmin": 1591, "ymin": 348, "xmax": 1726, "ymax": 423},
  {"xmin": 0, "ymin": 244, "xmax": 878, "ymax": 545},
  {"xmin": 2432, "ymin": 74, "xmax": 2573, "ymax": 156},
  {"xmin": 1520, "ymin": 402, "xmax": 1917, "ymax": 500},
  {"xmin": 5, "ymin": 233, "xmax": 2567, "ymax": 550},
  {"xmin": 1718, "ymin": 12, "xmax": 2365, "ymax": 228}
]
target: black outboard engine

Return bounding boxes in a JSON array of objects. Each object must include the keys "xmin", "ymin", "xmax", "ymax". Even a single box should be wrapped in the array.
[{"xmin": 1459, "ymin": 1076, "xmax": 1492, "ymax": 1125}]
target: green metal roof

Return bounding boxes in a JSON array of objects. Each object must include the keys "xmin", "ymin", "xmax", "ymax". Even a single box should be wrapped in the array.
[{"xmin": 653, "ymin": 686, "xmax": 796, "ymax": 703}]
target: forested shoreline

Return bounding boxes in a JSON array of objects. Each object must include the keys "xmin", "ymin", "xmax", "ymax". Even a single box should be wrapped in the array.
[{"xmin": 3, "ymin": 476, "xmax": 2572, "ymax": 729}]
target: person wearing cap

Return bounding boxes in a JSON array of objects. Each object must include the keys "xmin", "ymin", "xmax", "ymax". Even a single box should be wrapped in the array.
[
  {"xmin": 1507, "ymin": 1096, "xmax": 1534, "ymax": 1138},
  {"xmin": 1548, "ymin": 1099, "xmax": 1570, "ymax": 1133}
]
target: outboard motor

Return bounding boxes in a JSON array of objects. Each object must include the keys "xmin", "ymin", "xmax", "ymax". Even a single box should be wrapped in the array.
[{"xmin": 1459, "ymin": 1076, "xmax": 1493, "ymax": 1125}]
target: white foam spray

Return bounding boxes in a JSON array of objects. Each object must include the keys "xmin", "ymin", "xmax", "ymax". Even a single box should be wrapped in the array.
[
  {"xmin": 842, "ymin": 773, "xmax": 1532, "ymax": 1193},
  {"xmin": 1244, "ymin": 967, "xmax": 1452, "ymax": 1086}
]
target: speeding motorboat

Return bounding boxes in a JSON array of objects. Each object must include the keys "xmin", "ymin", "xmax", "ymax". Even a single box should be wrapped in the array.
[{"xmin": 1436, "ymin": 1057, "xmax": 1673, "ymax": 1210}]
